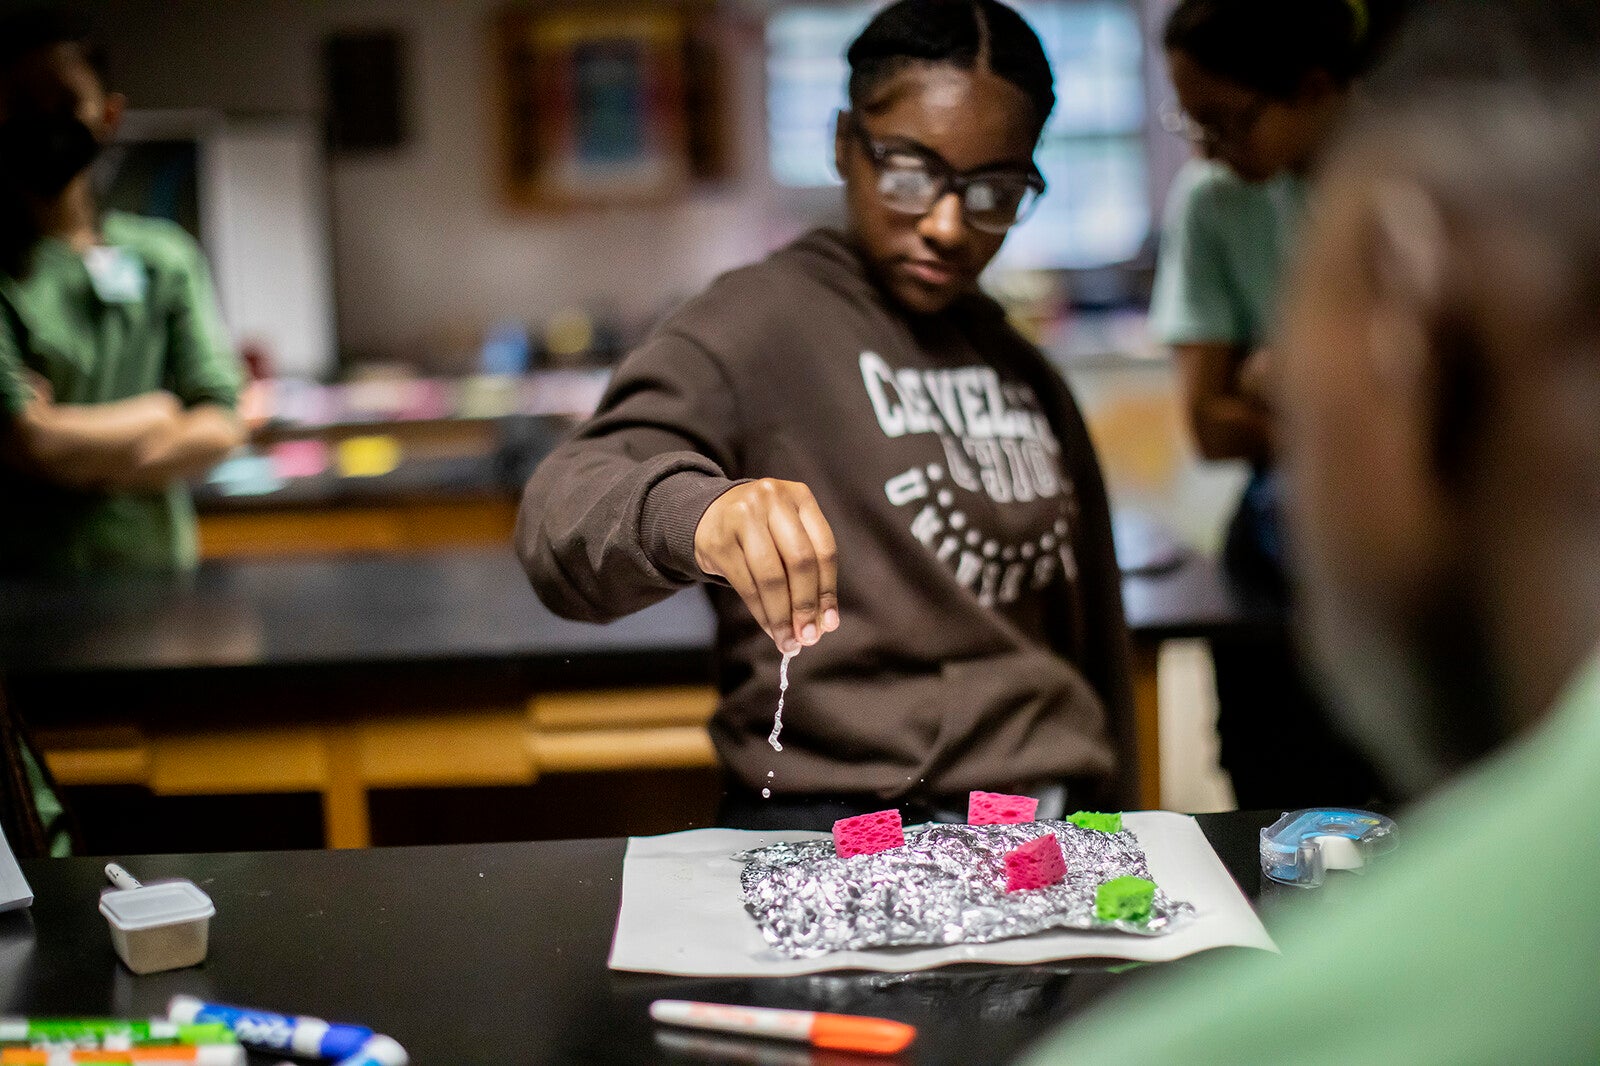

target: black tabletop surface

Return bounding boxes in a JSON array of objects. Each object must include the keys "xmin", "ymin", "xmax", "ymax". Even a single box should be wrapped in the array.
[
  {"xmin": 3, "ymin": 812, "xmax": 1272, "ymax": 1066},
  {"xmin": 0, "ymin": 550, "xmax": 1275, "ymax": 679}
]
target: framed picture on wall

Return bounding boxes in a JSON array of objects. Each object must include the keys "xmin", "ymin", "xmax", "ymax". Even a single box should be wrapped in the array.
[{"xmin": 496, "ymin": 8, "xmax": 691, "ymax": 208}]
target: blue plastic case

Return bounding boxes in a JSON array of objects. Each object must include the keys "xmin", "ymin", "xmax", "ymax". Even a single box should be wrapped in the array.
[{"xmin": 1260, "ymin": 808, "xmax": 1398, "ymax": 887}]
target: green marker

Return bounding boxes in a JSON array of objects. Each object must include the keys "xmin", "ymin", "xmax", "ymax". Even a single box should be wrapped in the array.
[{"xmin": 0, "ymin": 1019, "xmax": 235, "ymax": 1045}]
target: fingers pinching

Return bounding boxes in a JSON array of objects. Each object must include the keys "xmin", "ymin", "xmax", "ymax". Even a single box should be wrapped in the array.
[
  {"xmin": 693, "ymin": 478, "xmax": 839, "ymax": 653},
  {"xmin": 794, "ymin": 491, "xmax": 840, "ymax": 633},
  {"xmin": 739, "ymin": 518, "xmax": 799, "ymax": 653},
  {"xmin": 765, "ymin": 501, "xmax": 821, "ymax": 647}
]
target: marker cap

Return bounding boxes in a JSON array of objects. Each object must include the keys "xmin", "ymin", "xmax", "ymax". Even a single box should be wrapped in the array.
[
  {"xmin": 334, "ymin": 1035, "xmax": 408, "ymax": 1066},
  {"xmin": 811, "ymin": 1012, "xmax": 916, "ymax": 1054},
  {"xmin": 167, "ymin": 997, "xmax": 202, "ymax": 1026},
  {"xmin": 194, "ymin": 1047, "xmax": 248, "ymax": 1066}
]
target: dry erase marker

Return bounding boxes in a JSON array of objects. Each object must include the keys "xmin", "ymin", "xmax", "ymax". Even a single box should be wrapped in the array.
[
  {"xmin": 166, "ymin": 998, "xmax": 370, "ymax": 1059},
  {"xmin": 0, "ymin": 1021, "xmax": 232, "ymax": 1046},
  {"xmin": 649, "ymin": 1000, "xmax": 915, "ymax": 1056},
  {"xmin": 266, "ymin": 1035, "xmax": 408, "ymax": 1066},
  {"xmin": 0, "ymin": 1047, "xmax": 243, "ymax": 1065}
]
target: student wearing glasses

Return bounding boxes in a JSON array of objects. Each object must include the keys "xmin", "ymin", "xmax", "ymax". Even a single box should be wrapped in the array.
[
  {"xmin": 1151, "ymin": 0, "xmax": 1406, "ymax": 808},
  {"xmin": 519, "ymin": 0, "xmax": 1137, "ymax": 828}
]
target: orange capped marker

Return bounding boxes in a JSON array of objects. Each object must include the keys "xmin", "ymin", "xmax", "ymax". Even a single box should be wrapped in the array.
[{"xmin": 649, "ymin": 1000, "xmax": 915, "ymax": 1056}]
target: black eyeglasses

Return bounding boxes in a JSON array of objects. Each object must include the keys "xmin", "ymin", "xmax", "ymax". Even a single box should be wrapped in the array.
[{"xmin": 846, "ymin": 113, "xmax": 1046, "ymax": 235}]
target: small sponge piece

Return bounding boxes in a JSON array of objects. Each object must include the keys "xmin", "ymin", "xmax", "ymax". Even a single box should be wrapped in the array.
[
  {"xmin": 1067, "ymin": 811, "xmax": 1123, "ymax": 833},
  {"xmin": 1095, "ymin": 875, "xmax": 1156, "ymax": 921},
  {"xmin": 833, "ymin": 809, "xmax": 905, "ymax": 858},
  {"xmin": 1003, "ymin": 834, "xmax": 1068, "ymax": 892},
  {"xmin": 968, "ymin": 791, "xmax": 1040, "ymax": 826}
]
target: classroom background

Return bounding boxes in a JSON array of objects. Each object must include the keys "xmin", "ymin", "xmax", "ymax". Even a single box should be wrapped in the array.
[{"xmin": 0, "ymin": 0, "xmax": 1246, "ymax": 854}]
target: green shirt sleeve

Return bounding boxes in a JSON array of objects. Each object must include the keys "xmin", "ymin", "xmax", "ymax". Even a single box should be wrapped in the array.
[
  {"xmin": 163, "ymin": 234, "xmax": 243, "ymax": 411},
  {"xmin": 1149, "ymin": 161, "xmax": 1250, "ymax": 347},
  {"xmin": 1019, "ymin": 656, "xmax": 1600, "ymax": 1066}
]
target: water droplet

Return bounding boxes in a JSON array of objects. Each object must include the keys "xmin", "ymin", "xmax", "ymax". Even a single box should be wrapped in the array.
[
  {"xmin": 761, "ymin": 788, "xmax": 771, "ymax": 799},
  {"xmin": 767, "ymin": 770, "xmax": 775, "ymax": 777},
  {"xmin": 769, "ymin": 648, "xmax": 798, "ymax": 751}
]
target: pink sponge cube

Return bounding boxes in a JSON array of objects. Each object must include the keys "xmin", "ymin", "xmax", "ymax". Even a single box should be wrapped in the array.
[
  {"xmin": 967, "ymin": 791, "xmax": 1040, "ymax": 826},
  {"xmin": 833, "ymin": 809, "xmax": 905, "ymax": 858},
  {"xmin": 1004, "ymin": 834, "xmax": 1067, "ymax": 892}
]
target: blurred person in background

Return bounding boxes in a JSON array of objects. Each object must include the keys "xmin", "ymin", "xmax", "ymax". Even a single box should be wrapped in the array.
[
  {"xmin": 521, "ymin": 0, "xmax": 1138, "ymax": 829},
  {"xmin": 1024, "ymin": 3, "xmax": 1600, "ymax": 1060},
  {"xmin": 1151, "ymin": 0, "xmax": 1410, "ymax": 808},
  {"xmin": 0, "ymin": 8, "xmax": 244, "ymax": 577}
]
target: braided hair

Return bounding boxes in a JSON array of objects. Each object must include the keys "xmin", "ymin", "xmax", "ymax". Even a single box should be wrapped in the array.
[
  {"xmin": 847, "ymin": 0, "xmax": 1056, "ymax": 140},
  {"xmin": 1164, "ymin": 0, "xmax": 1411, "ymax": 98}
]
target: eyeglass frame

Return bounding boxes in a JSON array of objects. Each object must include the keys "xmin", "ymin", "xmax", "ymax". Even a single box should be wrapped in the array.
[
  {"xmin": 841, "ymin": 111, "xmax": 1047, "ymax": 235},
  {"xmin": 1159, "ymin": 97, "xmax": 1270, "ymax": 150}
]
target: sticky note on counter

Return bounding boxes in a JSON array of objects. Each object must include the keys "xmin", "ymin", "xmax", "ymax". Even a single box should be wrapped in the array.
[
  {"xmin": 270, "ymin": 439, "xmax": 331, "ymax": 479},
  {"xmin": 337, "ymin": 435, "xmax": 402, "ymax": 478}
]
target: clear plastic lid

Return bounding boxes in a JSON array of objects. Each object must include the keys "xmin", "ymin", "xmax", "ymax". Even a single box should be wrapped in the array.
[{"xmin": 98, "ymin": 881, "xmax": 216, "ymax": 931}]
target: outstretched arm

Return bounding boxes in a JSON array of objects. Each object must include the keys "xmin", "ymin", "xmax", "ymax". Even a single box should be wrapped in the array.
[{"xmin": 517, "ymin": 330, "xmax": 838, "ymax": 652}]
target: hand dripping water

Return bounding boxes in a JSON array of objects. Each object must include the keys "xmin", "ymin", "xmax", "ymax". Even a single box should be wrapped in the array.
[{"xmin": 763, "ymin": 648, "xmax": 799, "ymax": 798}]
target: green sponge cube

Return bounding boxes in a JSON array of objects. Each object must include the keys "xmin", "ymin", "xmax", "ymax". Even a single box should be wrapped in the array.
[
  {"xmin": 1067, "ymin": 811, "xmax": 1123, "ymax": 833},
  {"xmin": 1096, "ymin": 876, "xmax": 1155, "ymax": 922}
]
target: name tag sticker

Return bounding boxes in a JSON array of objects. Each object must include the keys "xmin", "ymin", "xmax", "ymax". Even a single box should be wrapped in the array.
[{"xmin": 83, "ymin": 246, "xmax": 148, "ymax": 304}]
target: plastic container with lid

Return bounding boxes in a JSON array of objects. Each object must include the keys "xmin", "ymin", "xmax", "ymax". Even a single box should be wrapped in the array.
[
  {"xmin": 1260, "ymin": 808, "xmax": 1398, "ymax": 887},
  {"xmin": 98, "ymin": 863, "xmax": 216, "ymax": 975}
]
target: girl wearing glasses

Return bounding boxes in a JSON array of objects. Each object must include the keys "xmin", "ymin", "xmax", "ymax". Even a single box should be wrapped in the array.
[
  {"xmin": 519, "ymin": 0, "xmax": 1138, "ymax": 829},
  {"xmin": 1154, "ymin": 0, "xmax": 1405, "ymax": 808}
]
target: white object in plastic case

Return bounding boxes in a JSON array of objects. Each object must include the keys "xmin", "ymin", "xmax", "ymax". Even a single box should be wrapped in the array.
[{"xmin": 99, "ymin": 880, "xmax": 215, "ymax": 974}]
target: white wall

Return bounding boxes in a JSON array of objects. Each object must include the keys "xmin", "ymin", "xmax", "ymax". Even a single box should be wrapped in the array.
[
  {"xmin": 96, "ymin": 0, "xmax": 786, "ymax": 367},
  {"xmin": 94, "ymin": 0, "xmax": 1183, "ymax": 369}
]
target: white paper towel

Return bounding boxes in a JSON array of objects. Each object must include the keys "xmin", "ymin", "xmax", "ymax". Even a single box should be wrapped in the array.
[{"xmin": 609, "ymin": 811, "xmax": 1277, "ymax": 976}]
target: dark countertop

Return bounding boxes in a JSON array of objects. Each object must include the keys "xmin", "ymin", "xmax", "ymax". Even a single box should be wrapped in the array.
[
  {"xmin": 0, "ymin": 550, "xmax": 713, "ymax": 678},
  {"xmin": 193, "ymin": 415, "xmax": 570, "ymax": 514},
  {"xmin": 3, "ymin": 811, "xmax": 1274, "ymax": 1066},
  {"xmin": 0, "ymin": 550, "xmax": 1275, "ymax": 681}
]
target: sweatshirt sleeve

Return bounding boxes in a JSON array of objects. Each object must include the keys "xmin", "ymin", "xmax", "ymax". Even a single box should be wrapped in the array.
[{"xmin": 516, "ymin": 328, "xmax": 747, "ymax": 622}]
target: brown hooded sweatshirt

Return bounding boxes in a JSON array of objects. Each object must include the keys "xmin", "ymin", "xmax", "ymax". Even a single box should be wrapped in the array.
[{"xmin": 517, "ymin": 229, "xmax": 1137, "ymax": 806}]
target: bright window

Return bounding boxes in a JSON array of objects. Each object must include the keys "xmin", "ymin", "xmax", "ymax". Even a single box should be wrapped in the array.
[{"xmin": 766, "ymin": 1, "xmax": 1149, "ymax": 270}]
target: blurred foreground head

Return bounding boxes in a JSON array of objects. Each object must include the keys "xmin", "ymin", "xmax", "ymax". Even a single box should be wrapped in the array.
[{"xmin": 1281, "ymin": 1, "xmax": 1600, "ymax": 798}]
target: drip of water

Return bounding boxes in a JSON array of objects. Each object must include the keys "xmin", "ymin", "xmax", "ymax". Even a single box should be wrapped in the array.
[
  {"xmin": 761, "ymin": 788, "xmax": 771, "ymax": 798},
  {"xmin": 768, "ymin": 648, "xmax": 798, "ymax": 752}
]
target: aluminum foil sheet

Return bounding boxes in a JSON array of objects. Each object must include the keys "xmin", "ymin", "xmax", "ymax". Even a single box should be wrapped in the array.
[{"xmin": 735, "ymin": 821, "xmax": 1193, "ymax": 959}]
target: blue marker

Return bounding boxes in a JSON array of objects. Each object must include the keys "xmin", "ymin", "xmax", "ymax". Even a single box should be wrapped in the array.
[{"xmin": 167, "ymin": 996, "xmax": 372, "ymax": 1059}]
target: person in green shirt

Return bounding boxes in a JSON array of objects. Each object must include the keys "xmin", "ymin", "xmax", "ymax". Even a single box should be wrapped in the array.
[
  {"xmin": 1152, "ymin": 0, "xmax": 1412, "ymax": 810},
  {"xmin": 1023, "ymin": 4, "xmax": 1600, "ymax": 1062},
  {"xmin": 0, "ymin": 8, "xmax": 244, "ymax": 576}
]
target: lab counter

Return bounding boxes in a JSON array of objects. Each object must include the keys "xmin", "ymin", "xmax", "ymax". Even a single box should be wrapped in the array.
[{"xmin": 0, "ymin": 550, "xmax": 1278, "ymax": 848}]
